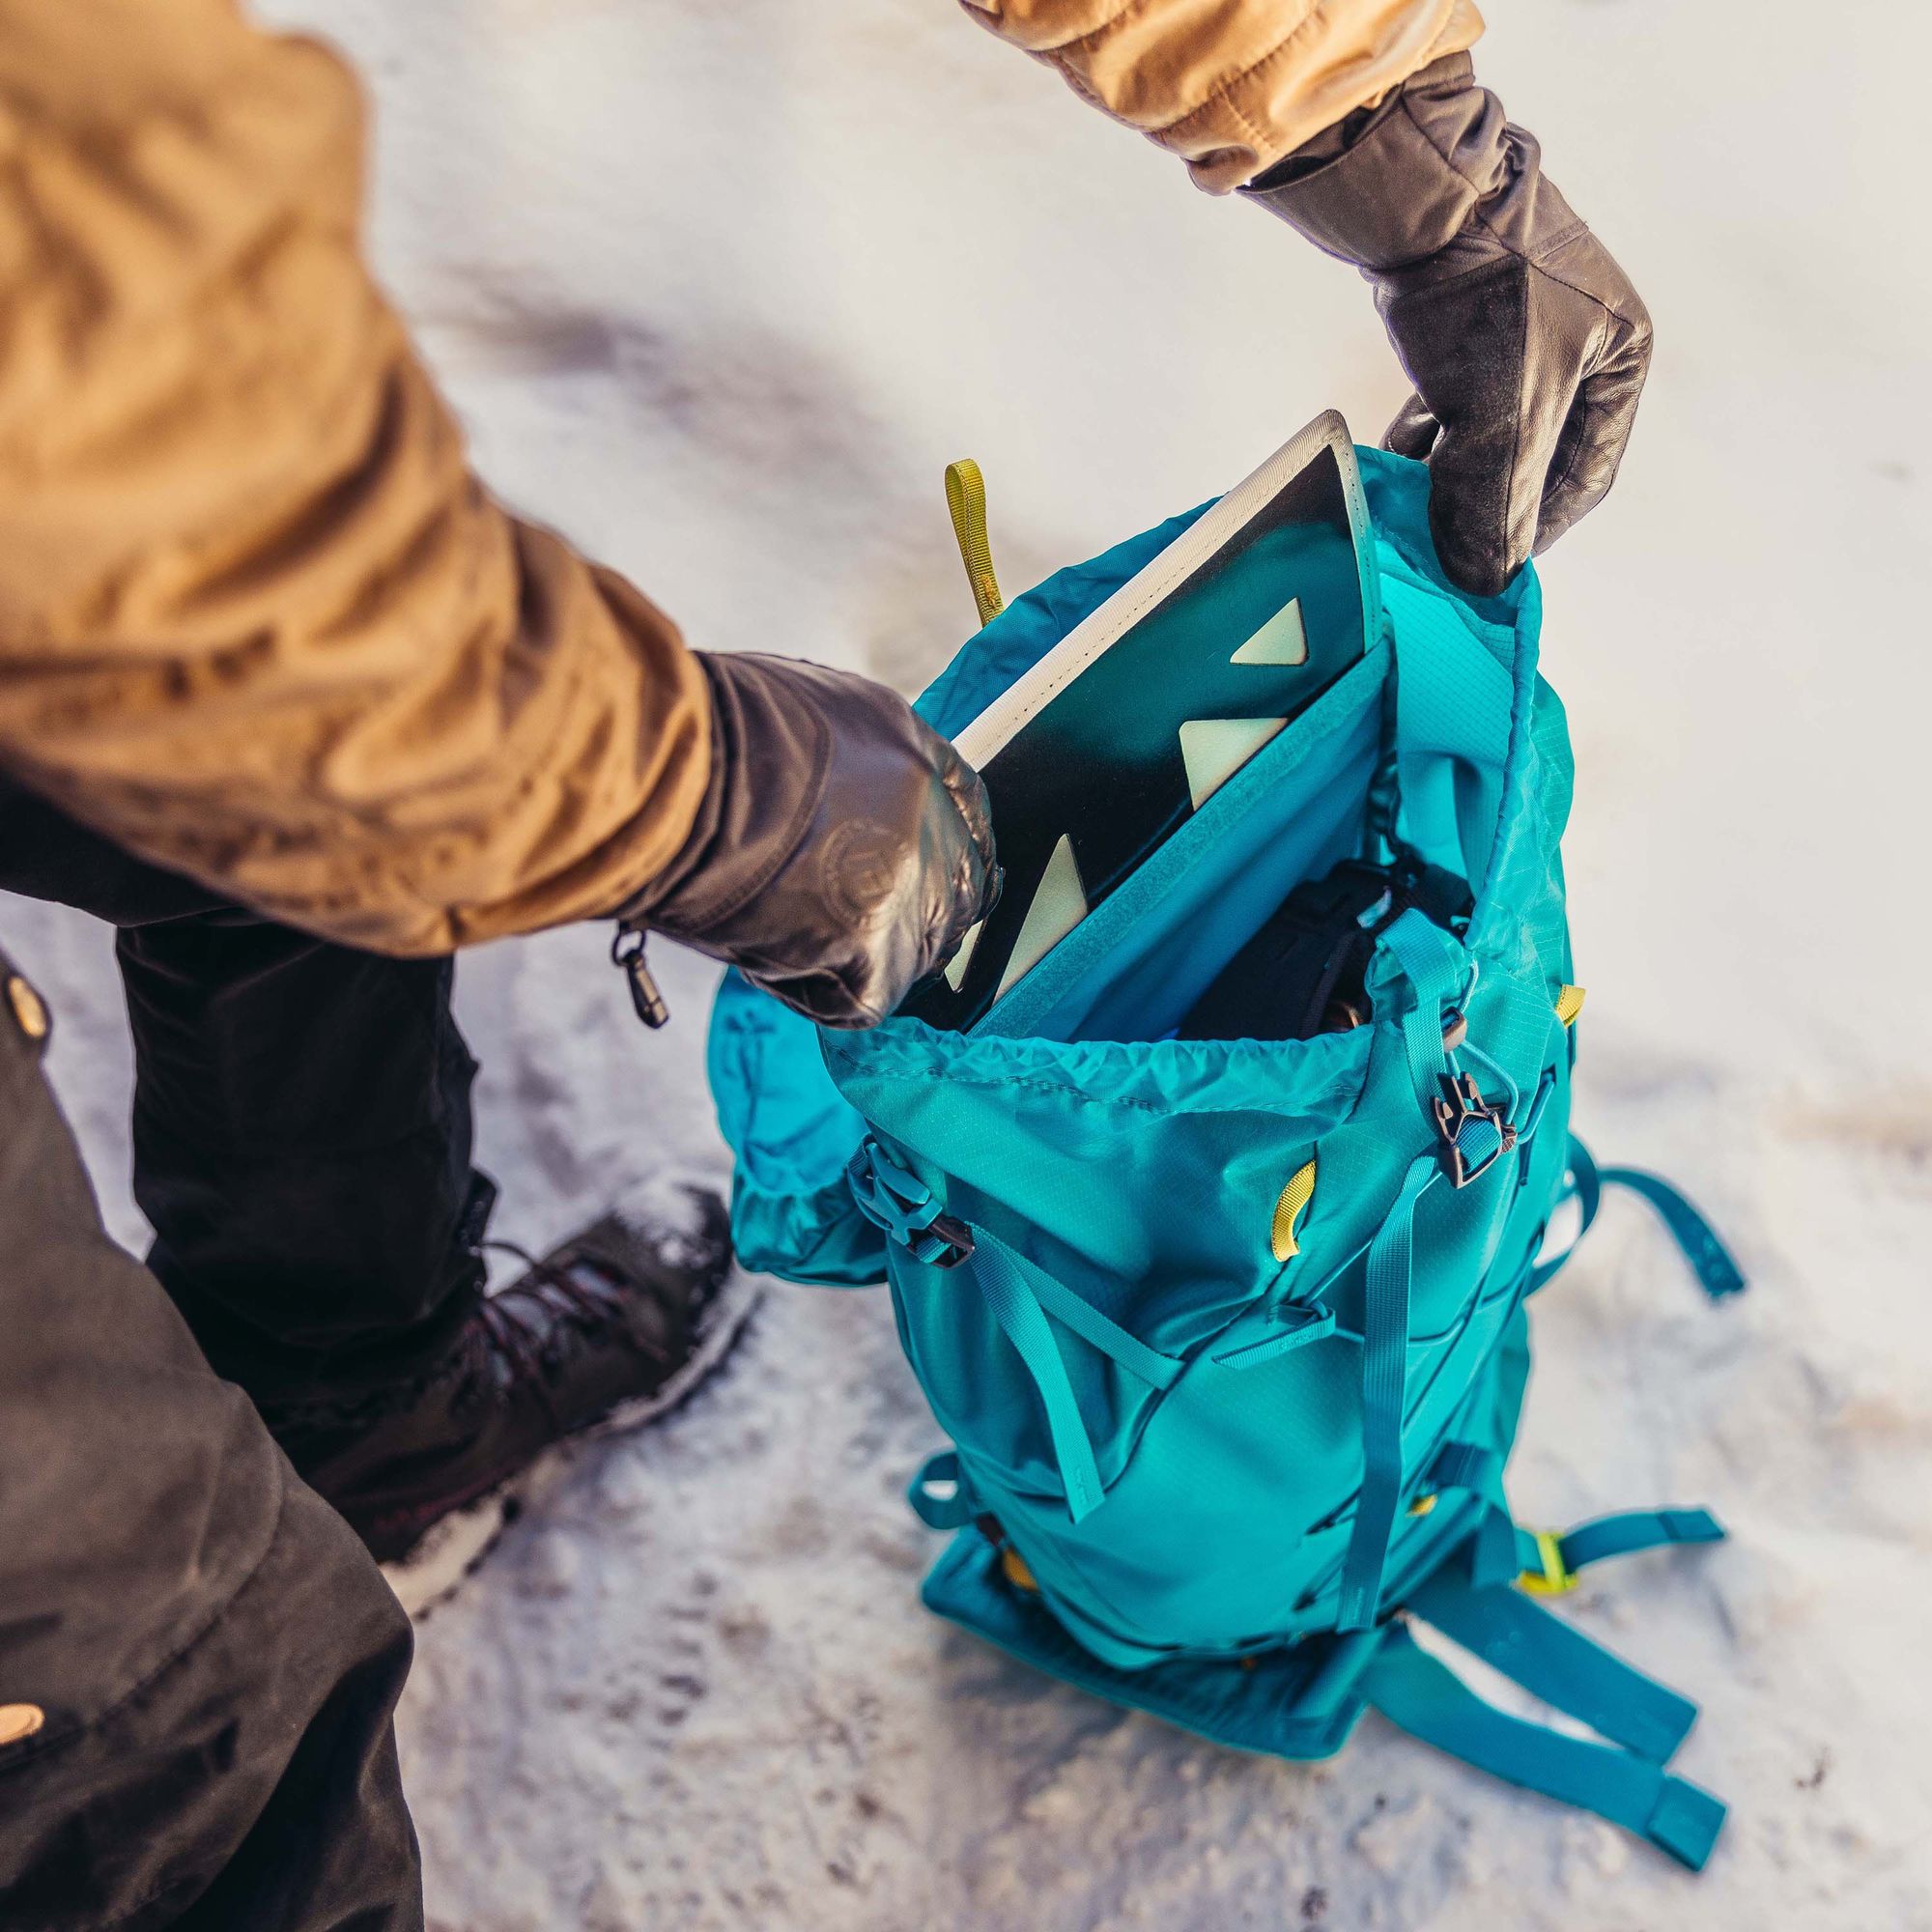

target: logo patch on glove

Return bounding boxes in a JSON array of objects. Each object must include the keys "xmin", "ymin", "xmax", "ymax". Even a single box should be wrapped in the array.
[{"xmin": 819, "ymin": 818, "xmax": 902, "ymax": 926}]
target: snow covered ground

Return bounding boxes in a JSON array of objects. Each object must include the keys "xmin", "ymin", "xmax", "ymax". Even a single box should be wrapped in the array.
[{"xmin": 9, "ymin": 0, "xmax": 1930, "ymax": 1924}]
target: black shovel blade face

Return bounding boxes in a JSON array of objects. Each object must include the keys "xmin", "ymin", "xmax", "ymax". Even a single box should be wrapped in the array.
[{"xmin": 901, "ymin": 438, "xmax": 1371, "ymax": 1033}]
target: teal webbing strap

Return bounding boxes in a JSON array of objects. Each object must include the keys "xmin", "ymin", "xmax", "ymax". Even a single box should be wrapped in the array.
[
  {"xmin": 1381, "ymin": 911, "xmax": 1515, "ymax": 1183},
  {"xmin": 1456, "ymin": 1500, "xmax": 1724, "ymax": 1593},
  {"xmin": 1528, "ymin": 1133, "xmax": 1602, "ymax": 1294},
  {"xmin": 906, "ymin": 1449, "xmax": 978, "ymax": 1530},
  {"xmin": 1213, "ymin": 1302, "xmax": 1337, "ymax": 1368},
  {"xmin": 953, "ymin": 1235, "xmax": 1107, "ymax": 1521},
  {"xmin": 1366, "ymin": 1627, "xmax": 1726, "ymax": 1870},
  {"xmin": 940, "ymin": 1227, "xmax": 1185, "ymax": 1524},
  {"xmin": 1571, "ymin": 1133, "xmax": 1603, "ymax": 1234},
  {"xmin": 1445, "ymin": 1105, "xmax": 1505, "ymax": 1181},
  {"xmin": 1429, "ymin": 1439, "xmax": 1504, "ymax": 1495},
  {"xmin": 1381, "ymin": 909, "xmax": 1463, "ymax": 1117},
  {"xmin": 1534, "ymin": 1136, "xmax": 1744, "ymax": 1301},
  {"xmin": 969, "ymin": 1228, "xmax": 1183, "ymax": 1391},
  {"xmin": 853, "ymin": 1138, "xmax": 1182, "ymax": 1392},
  {"xmin": 1331, "ymin": 912, "xmax": 1474, "ymax": 1629},
  {"xmin": 1337, "ymin": 1151, "xmax": 1438, "ymax": 1631},
  {"xmin": 1518, "ymin": 1507, "xmax": 1726, "ymax": 1581},
  {"xmin": 1422, "ymin": 1450, "xmax": 1517, "ymax": 1588},
  {"xmin": 1470, "ymin": 1505, "xmax": 1522, "ymax": 1587},
  {"xmin": 1408, "ymin": 1572, "xmax": 1699, "ymax": 1765},
  {"xmin": 1598, "ymin": 1165, "xmax": 1747, "ymax": 1299}
]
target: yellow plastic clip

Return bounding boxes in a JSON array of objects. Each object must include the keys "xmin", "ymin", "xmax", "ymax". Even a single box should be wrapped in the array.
[
  {"xmin": 6, "ymin": 974, "xmax": 48, "ymax": 1041},
  {"xmin": 944, "ymin": 459, "xmax": 1006, "ymax": 629},
  {"xmin": 1270, "ymin": 1158, "xmax": 1318, "ymax": 1264},
  {"xmin": 1519, "ymin": 1528, "xmax": 1578, "ymax": 1596}
]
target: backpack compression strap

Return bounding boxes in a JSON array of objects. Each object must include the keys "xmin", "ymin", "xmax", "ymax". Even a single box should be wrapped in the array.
[
  {"xmin": 1530, "ymin": 1136, "xmax": 1747, "ymax": 1300},
  {"xmin": 1408, "ymin": 1566, "xmax": 1702, "ymax": 1764},
  {"xmin": 1364, "ymin": 1623, "xmax": 1726, "ymax": 1870},
  {"xmin": 1338, "ymin": 1149, "xmax": 1439, "ymax": 1630},
  {"xmin": 849, "ymin": 1137, "xmax": 1182, "ymax": 1522},
  {"xmin": 1338, "ymin": 909, "xmax": 1517, "ymax": 1631}
]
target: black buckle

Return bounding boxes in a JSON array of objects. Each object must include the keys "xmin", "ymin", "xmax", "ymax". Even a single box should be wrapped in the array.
[
  {"xmin": 1432, "ymin": 1072, "xmax": 1517, "ymax": 1188},
  {"xmin": 923, "ymin": 1212, "xmax": 977, "ymax": 1269}
]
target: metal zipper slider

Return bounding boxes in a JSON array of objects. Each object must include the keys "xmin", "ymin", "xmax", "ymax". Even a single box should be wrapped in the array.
[{"xmin": 611, "ymin": 925, "xmax": 670, "ymax": 1028}]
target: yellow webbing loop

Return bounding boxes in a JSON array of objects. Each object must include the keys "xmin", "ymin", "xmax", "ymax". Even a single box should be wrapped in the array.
[
  {"xmin": 945, "ymin": 459, "xmax": 1005, "ymax": 628},
  {"xmin": 1519, "ymin": 1528, "xmax": 1578, "ymax": 1596},
  {"xmin": 1270, "ymin": 1158, "xmax": 1319, "ymax": 1264},
  {"xmin": 1001, "ymin": 1546, "xmax": 1038, "ymax": 1593},
  {"xmin": 1555, "ymin": 984, "xmax": 1587, "ymax": 1028}
]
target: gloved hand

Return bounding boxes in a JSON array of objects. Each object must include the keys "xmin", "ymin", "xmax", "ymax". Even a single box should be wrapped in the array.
[
  {"xmin": 623, "ymin": 652, "xmax": 997, "ymax": 1029},
  {"xmin": 1242, "ymin": 54, "xmax": 1652, "ymax": 598}
]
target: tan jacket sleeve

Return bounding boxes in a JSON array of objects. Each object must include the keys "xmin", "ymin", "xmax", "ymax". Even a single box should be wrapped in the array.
[
  {"xmin": 0, "ymin": 0, "xmax": 710, "ymax": 956},
  {"xmin": 960, "ymin": 0, "xmax": 1485, "ymax": 190}
]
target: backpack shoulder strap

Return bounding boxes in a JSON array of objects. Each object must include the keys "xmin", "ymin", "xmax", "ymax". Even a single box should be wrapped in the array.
[{"xmin": 1365, "ymin": 1622, "xmax": 1725, "ymax": 1870}]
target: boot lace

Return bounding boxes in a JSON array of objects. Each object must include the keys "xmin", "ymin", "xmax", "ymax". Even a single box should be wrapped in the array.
[{"xmin": 475, "ymin": 1238, "xmax": 675, "ymax": 1405}]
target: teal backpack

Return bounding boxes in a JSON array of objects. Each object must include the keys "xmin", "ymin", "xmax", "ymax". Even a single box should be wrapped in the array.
[{"xmin": 707, "ymin": 448, "xmax": 1746, "ymax": 1869}]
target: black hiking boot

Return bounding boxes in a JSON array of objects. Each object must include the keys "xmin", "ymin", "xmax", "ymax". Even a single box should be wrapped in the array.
[{"xmin": 265, "ymin": 1186, "xmax": 759, "ymax": 1614}]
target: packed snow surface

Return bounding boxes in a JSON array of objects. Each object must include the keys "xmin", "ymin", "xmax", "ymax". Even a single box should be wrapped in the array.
[{"xmin": 10, "ymin": 1, "xmax": 1929, "ymax": 1925}]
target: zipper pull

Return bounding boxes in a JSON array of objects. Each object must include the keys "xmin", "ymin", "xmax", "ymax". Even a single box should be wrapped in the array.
[{"xmin": 611, "ymin": 925, "xmax": 670, "ymax": 1028}]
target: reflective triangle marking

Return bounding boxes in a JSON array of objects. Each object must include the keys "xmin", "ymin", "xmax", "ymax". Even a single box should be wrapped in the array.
[
  {"xmin": 943, "ymin": 919, "xmax": 982, "ymax": 992},
  {"xmin": 1231, "ymin": 598, "xmax": 1307, "ymax": 666},
  {"xmin": 996, "ymin": 834, "xmax": 1088, "ymax": 998},
  {"xmin": 1178, "ymin": 717, "xmax": 1289, "ymax": 810}
]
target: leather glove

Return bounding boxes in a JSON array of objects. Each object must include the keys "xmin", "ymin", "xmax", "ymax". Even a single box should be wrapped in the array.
[
  {"xmin": 622, "ymin": 652, "xmax": 998, "ymax": 1029},
  {"xmin": 1242, "ymin": 53, "xmax": 1653, "ymax": 598}
]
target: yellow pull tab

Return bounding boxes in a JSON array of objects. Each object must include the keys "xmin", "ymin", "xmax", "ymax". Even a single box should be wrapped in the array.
[
  {"xmin": 1270, "ymin": 1158, "xmax": 1319, "ymax": 1264},
  {"xmin": 1519, "ymin": 1528, "xmax": 1578, "ymax": 1596},
  {"xmin": 1555, "ymin": 984, "xmax": 1586, "ymax": 1028},
  {"xmin": 945, "ymin": 459, "xmax": 1005, "ymax": 628}
]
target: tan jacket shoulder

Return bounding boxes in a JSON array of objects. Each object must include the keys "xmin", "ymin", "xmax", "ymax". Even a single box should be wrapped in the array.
[{"xmin": 0, "ymin": 0, "xmax": 710, "ymax": 954}]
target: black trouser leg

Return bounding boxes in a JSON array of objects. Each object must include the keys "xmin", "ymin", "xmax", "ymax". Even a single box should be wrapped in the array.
[
  {"xmin": 0, "ymin": 781, "xmax": 491, "ymax": 1402},
  {"xmin": 0, "ymin": 945, "xmax": 423, "ymax": 1930},
  {"xmin": 121, "ymin": 919, "xmax": 493, "ymax": 1402}
]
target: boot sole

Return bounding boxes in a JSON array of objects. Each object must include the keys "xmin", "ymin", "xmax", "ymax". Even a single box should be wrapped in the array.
[{"xmin": 381, "ymin": 1264, "xmax": 764, "ymax": 1621}]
